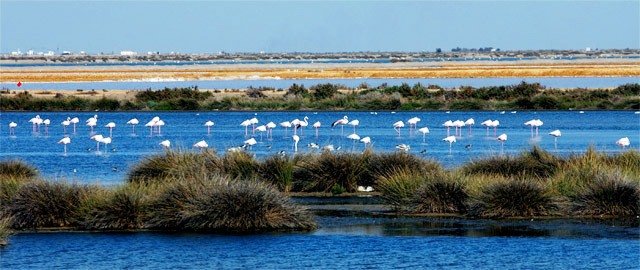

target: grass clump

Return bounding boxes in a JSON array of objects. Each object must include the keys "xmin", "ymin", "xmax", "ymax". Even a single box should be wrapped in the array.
[
  {"xmin": 414, "ymin": 174, "xmax": 469, "ymax": 214},
  {"xmin": 127, "ymin": 150, "xmax": 220, "ymax": 183},
  {"xmin": 471, "ymin": 179, "xmax": 556, "ymax": 218},
  {"xmin": 8, "ymin": 181, "xmax": 92, "ymax": 229},
  {"xmin": 377, "ymin": 169, "xmax": 428, "ymax": 212},
  {"xmin": 294, "ymin": 152, "xmax": 367, "ymax": 193},
  {"xmin": 572, "ymin": 171, "xmax": 640, "ymax": 216},
  {"xmin": 219, "ymin": 151, "xmax": 259, "ymax": 179},
  {"xmin": 462, "ymin": 147, "xmax": 561, "ymax": 178},
  {"xmin": 146, "ymin": 175, "xmax": 316, "ymax": 232},
  {"xmin": 259, "ymin": 155, "xmax": 298, "ymax": 192},
  {"xmin": 78, "ymin": 185, "xmax": 147, "ymax": 230},
  {"xmin": 362, "ymin": 151, "xmax": 442, "ymax": 187},
  {"xmin": 0, "ymin": 160, "xmax": 38, "ymax": 179}
]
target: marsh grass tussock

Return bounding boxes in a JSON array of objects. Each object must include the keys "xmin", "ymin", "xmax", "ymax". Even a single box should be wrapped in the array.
[
  {"xmin": 293, "ymin": 152, "xmax": 367, "ymax": 193},
  {"xmin": 0, "ymin": 217, "xmax": 11, "ymax": 246},
  {"xmin": 414, "ymin": 174, "xmax": 469, "ymax": 214},
  {"xmin": 127, "ymin": 150, "xmax": 220, "ymax": 183},
  {"xmin": 9, "ymin": 180, "xmax": 93, "ymax": 229},
  {"xmin": 146, "ymin": 175, "xmax": 316, "ymax": 232},
  {"xmin": 259, "ymin": 155, "xmax": 298, "ymax": 192},
  {"xmin": 471, "ymin": 179, "xmax": 557, "ymax": 218},
  {"xmin": 0, "ymin": 160, "xmax": 38, "ymax": 179},
  {"xmin": 362, "ymin": 151, "xmax": 442, "ymax": 187},
  {"xmin": 220, "ymin": 151, "xmax": 260, "ymax": 179},
  {"xmin": 377, "ymin": 169, "xmax": 428, "ymax": 212},
  {"xmin": 78, "ymin": 184, "xmax": 147, "ymax": 230},
  {"xmin": 571, "ymin": 171, "xmax": 640, "ymax": 216}
]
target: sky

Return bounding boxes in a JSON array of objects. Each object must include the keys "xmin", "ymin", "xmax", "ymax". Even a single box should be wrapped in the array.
[{"xmin": 1, "ymin": 1, "xmax": 638, "ymax": 53}]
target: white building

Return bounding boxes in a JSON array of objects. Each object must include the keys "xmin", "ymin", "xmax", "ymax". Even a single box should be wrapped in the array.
[{"xmin": 120, "ymin": 50, "xmax": 138, "ymax": 56}]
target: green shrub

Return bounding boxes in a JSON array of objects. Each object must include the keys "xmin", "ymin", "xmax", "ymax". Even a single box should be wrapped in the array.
[
  {"xmin": 78, "ymin": 185, "xmax": 147, "ymax": 230},
  {"xmin": 415, "ymin": 175, "xmax": 468, "ymax": 214},
  {"xmin": 293, "ymin": 152, "xmax": 367, "ymax": 192},
  {"xmin": 259, "ymin": 155, "xmax": 297, "ymax": 192},
  {"xmin": 377, "ymin": 169, "xmax": 427, "ymax": 212}
]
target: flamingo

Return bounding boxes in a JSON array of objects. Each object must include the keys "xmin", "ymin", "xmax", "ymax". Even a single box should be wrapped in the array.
[
  {"xmin": 465, "ymin": 118, "xmax": 475, "ymax": 135},
  {"xmin": 322, "ymin": 144, "xmax": 335, "ymax": 152},
  {"xmin": 347, "ymin": 133, "xmax": 360, "ymax": 151},
  {"xmin": 481, "ymin": 120, "xmax": 493, "ymax": 136},
  {"xmin": 204, "ymin": 121, "xmax": 215, "ymax": 135},
  {"xmin": 347, "ymin": 119, "xmax": 359, "ymax": 133},
  {"xmin": 489, "ymin": 120, "xmax": 500, "ymax": 136},
  {"xmin": 43, "ymin": 119, "xmax": 51, "ymax": 134},
  {"xmin": 280, "ymin": 121, "xmax": 292, "ymax": 137},
  {"xmin": 616, "ymin": 137, "xmax": 630, "ymax": 149},
  {"xmin": 549, "ymin": 130, "xmax": 561, "ymax": 149},
  {"xmin": 331, "ymin": 116, "xmax": 349, "ymax": 136},
  {"xmin": 62, "ymin": 117, "xmax": 71, "ymax": 134},
  {"xmin": 418, "ymin": 127, "xmax": 430, "ymax": 143},
  {"xmin": 298, "ymin": 116, "xmax": 309, "ymax": 135},
  {"xmin": 155, "ymin": 120, "xmax": 165, "ymax": 135},
  {"xmin": 105, "ymin": 122, "xmax": 116, "ymax": 137},
  {"xmin": 532, "ymin": 119, "xmax": 543, "ymax": 136},
  {"xmin": 453, "ymin": 120, "xmax": 465, "ymax": 137},
  {"xmin": 240, "ymin": 119, "xmax": 252, "ymax": 137},
  {"xmin": 127, "ymin": 118, "xmax": 139, "ymax": 134},
  {"xmin": 407, "ymin": 117, "xmax": 421, "ymax": 133},
  {"xmin": 393, "ymin": 121, "xmax": 405, "ymax": 136},
  {"xmin": 58, "ymin": 137, "xmax": 71, "ymax": 155},
  {"xmin": 395, "ymin": 144, "xmax": 410, "ymax": 152},
  {"xmin": 312, "ymin": 121, "xmax": 321, "ymax": 138},
  {"xmin": 524, "ymin": 119, "xmax": 536, "ymax": 136},
  {"xmin": 28, "ymin": 115, "xmax": 42, "ymax": 132},
  {"xmin": 100, "ymin": 137, "xmax": 112, "ymax": 151},
  {"xmin": 86, "ymin": 118, "xmax": 97, "ymax": 133},
  {"xmin": 360, "ymin": 136, "xmax": 371, "ymax": 149},
  {"xmin": 193, "ymin": 140, "xmax": 208, "ymax": 149},
  {"xmin": 8, "ymin": 122, "xmax": 17, "ymax": 135},
  {"xmin": 308, "ymin": 142, "xmax": 320, "ymax": 150},
  {"xmin": 249, "ymin": 117, "xmax": 259, "ymax": 135},
  {"xmin": 497, "ymin": 133, "xmax": 508, "ymax": 154},
  {"xmin": 443, "ymin": 135, "xmax": 456, "ymax": 154},
  {"xmin": 443, "ymin": 120, "xmax": 454, "ymax": 136},
  {"xmin": 244, "ymin": 138, "xmax": 258, "ymax": 149},
  {"xmin": 90, "ymin": 134, "xmax": 104, "ymax": 152},
  {"xmin": 145, "ymin": 119, "xmax": 157, "ymax": 135},
  {"xmin": 160, "ymin": 140, "xmax": 171, "ymax": 149},
  {"xmin": 293, "ymin": 135, "xmax": 300, "ymax": 152},
  {"xmin": 266, "ymin": 122, "xmax": 276, "ymax": 139},
  {"xmin": 70, "ymin": 117, "xmax": 79, "ymax": 133},
  {"xmin": 255, "ymin": 125, "xmax": 267, "ymax": 141}
]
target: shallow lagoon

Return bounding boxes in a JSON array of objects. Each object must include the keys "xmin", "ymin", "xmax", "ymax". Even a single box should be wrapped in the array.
[
  {"xmin": 1, "ymin": 217, "xmax": 638, "ymax": 269},
  {"xmin": 1, "ymin": 111, "xmax": 638, "ymax": 184}
]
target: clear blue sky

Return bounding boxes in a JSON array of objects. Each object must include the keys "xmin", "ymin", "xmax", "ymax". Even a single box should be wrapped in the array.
[{"xmin": 1, "ymin": 1, "xmax": 638, "ymax": 53}]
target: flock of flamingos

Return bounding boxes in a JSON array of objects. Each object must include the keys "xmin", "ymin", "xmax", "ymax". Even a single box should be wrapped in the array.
[{"xmin": 4, "ymin": 113, "xmax": 633, "ymax": 155}]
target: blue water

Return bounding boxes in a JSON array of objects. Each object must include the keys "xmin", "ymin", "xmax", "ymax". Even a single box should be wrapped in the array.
[
  {"xmin": 1, "ymin": 217, "xmax": 639, "ymax": 269},
  {"xmin": 2, "ymin": 77, "xmax": 638, "ymax": 90},
  {"xmin": 0, "ymin": 111, "xmax": 638, "ymax": 185}
]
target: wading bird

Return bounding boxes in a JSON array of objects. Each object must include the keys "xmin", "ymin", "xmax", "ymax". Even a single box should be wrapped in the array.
[
  {"xmin": 465, "ymin": 118, "xmax": 475, "ymax": 135},
  {"xmin": 160, "ymin": 140, "xmax": 171, "ymax": 149},
  {"xmin": 8, "ymin": 122, "xmax": 17, "ymax": 135},
  {"xmin": 332, "ymin": 116, "xmax": 349, "ymax": 136},
  {"xmin": 497, "ymin": 133, "xmax": 508, "ymax": 153},
  {"xmin": 90, "ymin": 134, "xmax": 104, "ymax": 152},
  {"xmin": 347, "ymin": 119, "xmax": 359, "ymax": 133},
  {"xmin": 312, "ymin": 121, "xmax": 321, "ymax": 138},
  {"xmin": 393, "ymin": 121, "xmax": 405, "ymax": 136},
  {"xmin": 62, "ymin": 117, "xmax": 71, "ymax": 134},
  {"xmin": 105, "ymin": 122, "xmax": 116, "ymax": 137},
  {"xmin": 127, "ymin": 118, "xmax": 139, "ymax": 134},
  {"xmin": 204, "ymin": 121, "xmax": 215, "ymax": 135},
  {"xmin": 193, "ymin": 140, "xmax": 208, "ymax": 149},
  {"xmin": 70, "ymin": 117, "xmax": 80, "ymax": 133},
  {"xmin": 616, "ymin": 137, "xmax": 630, "ymax": 149},
  {"xmin": 58, "ymin": 137, "xmax": 71, "ymax": 155},
  {"xmin": 443, "ymin": 135, "xmax": 456, "ymax": 154},
  {"xmin": 418, "ymin": 127, "xmax": 430, "ymax": 143},
  {"xmin": 443, "ymin": 120, "xmax": 454, "ymax": 136},
  {"xmin": 293, "ymin": 135, "xmax": 300, "ymax": 152},
  {"xmin": 395, "ymin": 144, "xmax": 410, "ymax": 152},
  {"xmin": 548, "ymin": 129, "xmax": 561, "ymax": 149}
]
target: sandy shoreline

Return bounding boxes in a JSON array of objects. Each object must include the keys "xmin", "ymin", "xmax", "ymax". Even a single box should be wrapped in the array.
[{"xmin": 2, "ymin": 60, "xmax": 638, "ymax": 83}]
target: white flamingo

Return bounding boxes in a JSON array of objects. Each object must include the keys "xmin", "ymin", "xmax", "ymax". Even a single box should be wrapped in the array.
[
  {"xmin": 549, "ymin": 130, "xmax": 561, "ymax": 149},
  {"xmin": 105, "ymin": 122, "xmax": 116, "ymax": 137},
  {"xmin": 280, "ymin": 121, "xmax": 292, "ymax": 137},
  {"xmin": 90, "ymin": 134, "xmax": 104, "ymax": 152},
  {"xmin": 70, "ymin": 117, "xmax": 79, "ymax": 133},
  {"xmin": 481, "ymin": 119, "xmax": 493, "ymax": 136},
  {"xmin": 43, "ymin": 119, "xmax": 51, "ymax": 134},
  {"xmin": 58, "ymin": 137, "xmax": 71, "ymax": 155},
  {"xmin": 443, "ymin": 135, "xmax": 456, "ymax": 154},
  {"xmin": 418, "ymin": 127, "xmax": 430, "ymax": 143},
  {"xmin": 332, "ymin": 116, "xmax": 349, "ymax": 136},
  {"xmin": 204, "ymin": 121, "xmax": 215, "ymax": 135},
  {"xmin": 100, "ymin": 137, "xmax": 112, "ymax": 151},
  {"xmin": 244, "ymin": 138, "xmax": 258, "ymax": 149},
  {"xmin": 497, "ymin": 133, "xmax": 508, "ymax": 153},
  {"xmin": 312, "ymin": 121, "xmax": 321, "ymax": 137},
  {"xmin": 407, "ymin": 117, "xmax": 421, "ymax": 133},
  {"xmin": 393, "ymin": 121, "xmax": 405, "ymax": 136},
  {"xmin": 160, "ymin": 140, "xmax": 171, "ymax": 149},
  {"xmin": 347, "ymin": 133, "xmax": 360, "ymax": 151},
  {"xmin": 193, "ymin": 140, "xmax": 208, "ymax": 149},
  {"xmin": 616, "ymin": 137, "xmax": 630, "ymax": 149},
  {"xmin": 240, "ymin": 119, "xmax": 252, "ymax": 137},
  {"xmin": 443, "ymin": 120, "xmax": 454, "ymax": 137},
  {"xmin": 360, "ymin": 136, "xmax": 372, "ymax": 149},
  {"xmin": 347, "ymin": 119, "xmax": 359, "ymax": 133},
  {"xmin": 8, "ymin": 122, "xmax": 17, "ymax": 135},
  {"xmin": 127, "ymin": 118, "xmax": 139, "ymax": 134},
  {"xmin": 266, "ymin": 122, "xmax": 277, "ymax": 139},
  {"xmin": 465, "ymin": 118, "xmax": 475, "ymax": 135},
  {"xmin": 293, "ymin": 135, "xmax": 300, "ymax": 152},
  {"xmin": 62, "ymin": 117, "xmax": 71, "ymax": 134}
]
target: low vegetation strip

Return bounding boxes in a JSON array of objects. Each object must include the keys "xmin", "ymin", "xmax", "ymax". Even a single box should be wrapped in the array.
[{"xmin": 1, "ymin": 82, "xmax": 638, "ymax": 111}]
